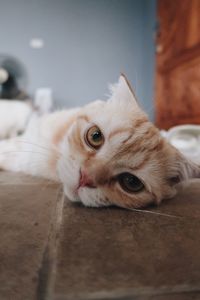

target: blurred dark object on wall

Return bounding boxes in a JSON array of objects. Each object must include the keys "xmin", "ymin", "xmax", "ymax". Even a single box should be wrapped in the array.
[{"xmin": 0, "ymin": 55, "xmax": 29, "ymax": 100}]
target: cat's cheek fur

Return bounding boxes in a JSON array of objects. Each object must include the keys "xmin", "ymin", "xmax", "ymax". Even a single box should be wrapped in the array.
[
  {"xmin": 57, "ymin": 133, "xmax": 110, "ymax": 207},
  {"xmin": 57, "ymin": 138, "xmax": 81, "ymax": 201},
  {"xmin": 57, "ymin": 153, "xmax": 81, "ymax": 200},
  {"xmin": 77, "ymin": 187, "xmax": 110, "ymax": 207}
]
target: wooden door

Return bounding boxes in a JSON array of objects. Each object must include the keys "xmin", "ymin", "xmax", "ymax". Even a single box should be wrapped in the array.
[{"xmin": 156, "ymin": 0, "xmax": 200, "ymax": 129}]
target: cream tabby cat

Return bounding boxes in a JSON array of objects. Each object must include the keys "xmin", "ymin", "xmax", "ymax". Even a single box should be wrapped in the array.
[{"xmin": 0, "ymin": 75, "xmax": 199, "ymax": 208}]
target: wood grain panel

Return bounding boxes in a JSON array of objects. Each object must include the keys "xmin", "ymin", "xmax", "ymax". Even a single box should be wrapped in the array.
[{"xmin": 156, "ymin": 0, "xmax": 200, "ymax": 129}]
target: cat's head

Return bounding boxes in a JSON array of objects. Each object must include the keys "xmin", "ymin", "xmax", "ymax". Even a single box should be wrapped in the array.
[{"xmin": 58, "ymin": 75, "xmax": 200, "ymax": 208}]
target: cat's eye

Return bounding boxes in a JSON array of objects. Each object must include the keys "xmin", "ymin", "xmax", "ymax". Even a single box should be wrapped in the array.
[
  {"xmin": 117, "ymin": 172, "xmax": 144, "ymax": 193},
  {"xmin": 85, "ymin": 125, "xmax": 104, "ymax": 150}
]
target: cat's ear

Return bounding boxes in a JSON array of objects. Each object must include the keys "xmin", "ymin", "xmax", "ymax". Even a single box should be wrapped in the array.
[
  {"xmin": 179, "ymin": 154, "xmax": 200, "ymax": 180},
  {"xmin": 169, "ymin": 150, "xmax": 200, "ymax": 185},
  {"xmin": 109, "ymin": 73, "xmax": 138, "ymax": 107}
]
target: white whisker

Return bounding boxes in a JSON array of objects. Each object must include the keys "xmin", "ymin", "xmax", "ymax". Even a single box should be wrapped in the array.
[
  {"xmin": 120, "ymin": 205, "xmax": 180, "ymax": 218},
  {"xmin": 17, "ymin": 139, "xmax": 61, "ymax": 157},
  {"xmin": 0, "ymin": 150, "xmax": 49, "ymax": 157}
]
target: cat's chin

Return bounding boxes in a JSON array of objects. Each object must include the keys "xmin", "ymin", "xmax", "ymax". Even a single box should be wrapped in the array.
[
  {"xmin": 63, "ymin": 184, "xmax": 80, "ymax": 203},
  {"xmin": 63, "ymin": 185, "xmax": 106, "ymax": 207},
  {"xmin": 76, "ymin": 187, "xmax": 111, "ymax": 207}
]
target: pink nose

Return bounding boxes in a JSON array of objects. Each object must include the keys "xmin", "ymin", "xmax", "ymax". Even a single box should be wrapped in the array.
[{"xmin": 79, "ymin": 170, "xmax": 96, "ymax": 188}]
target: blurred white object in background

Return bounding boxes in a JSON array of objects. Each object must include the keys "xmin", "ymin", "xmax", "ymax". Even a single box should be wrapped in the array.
[
  {"xmin": 0, "ymin": 100, "xmax": 33, "ymax": 139},
  {"xmin": 163, "ymin": 125, "xmax": 200, "ymax": 163},
  {"xmin": 34, "ymin": 88, "xmax": 53, "ymax": 114},
  {"xmin": 0, "ymin": 88, "xmax": 53, "ymax": 140},
  {"xmin": 0, "ymin": 68, "xmax": 9, "ymax": 84},
  {"xmin": 29, "ymin": 38, "xmax": 44, "ymax": 49}
]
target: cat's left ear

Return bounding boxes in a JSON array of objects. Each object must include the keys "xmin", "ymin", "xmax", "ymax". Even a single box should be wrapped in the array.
[
  {"xmin": 109, "ymin": 74, "xmax": 139, "ymax": 107},
  {"xmin": 170, "ymin": 150, "xmax": 200, "ymax": 185},
  {"xmin": 179, "ymin": 154, "xmax": 200, "ymax": 180}
]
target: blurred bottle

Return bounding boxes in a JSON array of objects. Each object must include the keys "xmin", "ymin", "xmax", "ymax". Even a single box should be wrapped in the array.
[{"xmin": 34, "ymin": 88, "xmax": 53, "ymax": 114}]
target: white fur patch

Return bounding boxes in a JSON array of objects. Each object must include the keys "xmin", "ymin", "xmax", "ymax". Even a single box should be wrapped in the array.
[{"xmin": 0, "ymin": 100, "xmax": 33, "ymax": 139}]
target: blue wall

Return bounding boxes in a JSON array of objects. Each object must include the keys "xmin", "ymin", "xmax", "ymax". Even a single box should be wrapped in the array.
[{"xmin": 0, "ymin": 0, "xmax": 156, "ymax": 119}]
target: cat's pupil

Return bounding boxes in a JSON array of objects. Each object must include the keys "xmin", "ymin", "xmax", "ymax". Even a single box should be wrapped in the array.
[
  {"xmin": 92, "ymin": 130, "xmax": 101, "ymax": 142},
  {"xmin": 118, "ymin": 172, "xmax": 144, "ymax": 193}
]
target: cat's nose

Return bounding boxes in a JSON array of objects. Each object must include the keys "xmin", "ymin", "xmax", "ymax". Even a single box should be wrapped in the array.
[{"xmin": 79, "ymin": 170, "xmax": 96, "ymax": 188}]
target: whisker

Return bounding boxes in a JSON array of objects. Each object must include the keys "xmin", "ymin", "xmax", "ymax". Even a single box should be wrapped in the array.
[
  {"xmin": 11, "ymin": 156, "xmax": 49, "ymax": 169},
  {"xmin": 17, "ymin": 140, "xmax": 51, "ymax": 152},
  {"xmin": 0, "ymin": 150, "xmax": 49, "ymax": 157},
  {"xmin": 119, "ymin": 205, "xmax": 181, "ymax": 218},
  {"xmin": 17, "ymin": 139, "xmax": 61, "ymax": 157}
]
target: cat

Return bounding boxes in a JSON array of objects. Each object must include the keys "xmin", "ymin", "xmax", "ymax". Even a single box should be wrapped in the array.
[{"xmin": 0, "ymin": 74, "xmax": 199, "ymax": 208}]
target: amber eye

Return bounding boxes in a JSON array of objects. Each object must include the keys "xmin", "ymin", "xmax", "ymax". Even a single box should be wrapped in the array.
[
  {"xmin": 85, "ymin": 125, "xmax": 104, "ymax": 149},
  {"xmin": 117, "ymin": 172, "xmax": 144, "ymax": 193}
]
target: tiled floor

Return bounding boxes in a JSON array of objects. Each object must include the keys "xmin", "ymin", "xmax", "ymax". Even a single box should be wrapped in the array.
[
  {"xmin": 0, "ymin": 173, "xmax": 61, "ymax": 300},
  {"xmin": 0, "ymin": 172, "xmax": 200, "ymax": 300}
]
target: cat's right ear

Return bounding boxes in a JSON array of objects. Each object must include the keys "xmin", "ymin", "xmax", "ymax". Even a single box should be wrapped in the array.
[{"xmin": 109, "ymin": 74, "xmax": 139, "ymax": 108}]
